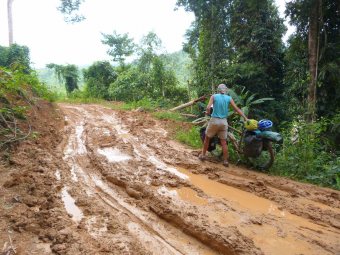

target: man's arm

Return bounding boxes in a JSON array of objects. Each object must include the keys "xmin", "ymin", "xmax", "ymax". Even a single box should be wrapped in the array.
[
  {"xmin": 230, "ymin": 99, "xmax": 248, "ymax": 120},
  {"xmin": 205, "ymin": 95, "xmax": 214, "ymax": 115}
]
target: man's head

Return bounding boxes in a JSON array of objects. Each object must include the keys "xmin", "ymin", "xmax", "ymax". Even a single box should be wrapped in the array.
[{"xmin": 217, "ymin": 84, "xmax": 228, "ymax": 94}]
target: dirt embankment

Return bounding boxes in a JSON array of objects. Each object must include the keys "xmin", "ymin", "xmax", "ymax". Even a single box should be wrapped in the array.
[{"xmin": 1, "ymin": 103, "xmax": 339, "ymax": 255}]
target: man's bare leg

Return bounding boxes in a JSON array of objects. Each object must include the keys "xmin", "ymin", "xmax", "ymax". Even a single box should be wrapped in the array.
[
  {"xmin": 200, "ymin": 136, "xmax": 210, "ymax": 160},
  {"xmin": 220, "ymin": 139, "xmax": 229, "ymax": 166}
]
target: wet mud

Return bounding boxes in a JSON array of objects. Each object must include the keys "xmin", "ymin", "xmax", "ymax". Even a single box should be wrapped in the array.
[{"xmin": 1, "ymin": 103, "xmax": 339, "ymax": 254}]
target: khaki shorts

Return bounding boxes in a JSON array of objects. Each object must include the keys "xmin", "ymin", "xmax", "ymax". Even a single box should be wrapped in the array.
[{"xmin": 206, "ymin": 117, "xmax": 228, "ymax": 139}]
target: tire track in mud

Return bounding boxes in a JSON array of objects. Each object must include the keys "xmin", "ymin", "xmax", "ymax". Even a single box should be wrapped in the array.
[
  {"xmin": 58, "ymin": 103, "xmax": 340, "ymax": 255},
  {"xmin": 59, "ymin": 104, "xmax": 219, "ymax": 255}
]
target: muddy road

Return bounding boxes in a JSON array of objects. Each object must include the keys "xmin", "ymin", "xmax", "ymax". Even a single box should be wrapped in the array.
[{"xmin": 1, "ymin": 103, "xmax": 340, "ymax": 255}]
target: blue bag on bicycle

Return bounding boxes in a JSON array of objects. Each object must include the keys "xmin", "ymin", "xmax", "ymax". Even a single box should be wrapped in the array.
[{"xmin": 258, "ymin": 131, "xmax": 283, "ymax": 143}]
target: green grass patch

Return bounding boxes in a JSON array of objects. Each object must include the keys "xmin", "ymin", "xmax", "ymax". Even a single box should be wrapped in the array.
[
  {"xmin": 175, "ymin": 126, "xmax": 202, "ymax": 149},
  {"xmin": 153, "ymin": 111, "xmax": 184, "ymax": 121}
]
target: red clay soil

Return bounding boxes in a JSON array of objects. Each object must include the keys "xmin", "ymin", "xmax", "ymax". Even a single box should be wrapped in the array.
[{"xmin": 1, "ymin": 102, "xmax": 339, "ymax": 255}]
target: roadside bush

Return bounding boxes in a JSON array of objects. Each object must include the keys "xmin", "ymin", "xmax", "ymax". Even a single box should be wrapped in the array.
[
  {"xmin": 109, "ymin": 67, "xmax": 146, "ymax": 101},
  {"xmin": 0, "ymin": 66, "xmax": 55, "ymax": 148},
  {"xmin": 83, "ymin": 61, "xmax": 117, "ymax": 100},
  {"xmin": 165, "ymin": 85, "xmax": 189, "ymax": 105},
  {"xmin": 0, "ymin": 44, "xmax": 30, "ymax": 71},
  {"xmin": 271, "ymin": 119, "xmax": 340, "ymax": 190}
]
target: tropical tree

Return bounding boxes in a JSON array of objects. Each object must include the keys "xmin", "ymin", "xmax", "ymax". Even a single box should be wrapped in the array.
[
  {"xmin": 137, "ymin": 31, "xmax": 162, "ymax": 73},
  {"xmin": 177, "ymin": 0, "xmax": 285, "ymax": 121},
  {"xmin": 46, "ymin": 63, "xmax": 79, "ymax": 94},
  {"xmin": 83, "ymin": 61, "xmax": 117, "ymax": 99},
  {"xmin": 226, "ymin": 0, "xmax": 286, "ymax": 97},
  {"xmin": 286, "ymin": 0, "xmax": 340, "ymax": 120},
  {"xmin": 58, "ymin": 0, "xmax": 85, "ymax": 23},
  {"xmin": 101, "ymin": 31, "xmax": 135, "ymax": 66},
  {"xmin": 176, "ymin": 0, "xmax": 231, "ymax": 96},
  {"xmin": 0, "ymin": 44, "xmax": 30, "ymax": 71},
  {"xmin": 109, "ymin": 67, "xmax": 146, "ymax": 102}
]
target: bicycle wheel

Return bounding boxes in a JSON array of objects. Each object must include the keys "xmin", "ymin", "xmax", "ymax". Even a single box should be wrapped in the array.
[{"xmin": 245, "ymin": 140, "xmax": 274, "ymax": 170}]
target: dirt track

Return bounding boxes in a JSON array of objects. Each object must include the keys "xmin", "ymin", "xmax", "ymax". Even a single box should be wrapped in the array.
[{"xmin": 1, "ymin": 103, "xmax": 340, "ymax": 255}]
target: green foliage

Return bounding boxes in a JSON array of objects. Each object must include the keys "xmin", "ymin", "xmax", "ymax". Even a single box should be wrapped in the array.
[
  {"xmin": 109, "ymin": 53, "xmax": 188, "ymax": 105},
  {"xmin": 285, "ymin": 0, "xmax": 340, "ymax": 118},
  {"xmin": 0, "ymin": 66, "xmax": 55, "ymax": 148},
  {"xmin": 271, "ymin": 119, "xmax": 340, "ymax": 190},
  {"xmin": 109, "ymin": 67, "xmax": 145, "ymax": 101},
  {"xmin": 178, "ymin": 0, "xmax": 285, "ymax": 120},
  {"xmin": 58, "ymin": 0, "xmax": 85, "ymax": 23},
  {"xmin": 153, "ymin": 111, "xmax": 185, "ymax": 121},
  {"xmin": 227, "ymin": 86, "xmax": 274, "ymax": 118},
  {"xmin": 0, "ymin": 44, "xmax": 30, "ymax": 71},
  {"xmin": 175, "ymin": 126, "xmax": 202, "ymax": 149},
  {"xmin": 47, "ymin": 63, "xmax": 80, "ymax": 94},
  {"xmin": 137, "ymin": 32, "xmax": 162, "ymax": 73},
  {"xmin": 282, "ymin": 35, "xmax": 309, "ymax": 118},
  {"xmin": 102, "ymin": 31, "xmax": 135, "ymax": 65},
  {"xmin": 226, "ymin": 0, "xmax": 285, "ymax": 120},
  {"xmin": 178, "ymin": 0, "xmax": 230, "ymax": 95},
  {"xmin": 83, "ymin": 61, "xmax": 117, "ymax": 99}
]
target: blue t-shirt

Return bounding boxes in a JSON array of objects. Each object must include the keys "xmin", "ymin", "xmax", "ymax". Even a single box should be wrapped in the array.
[{"xmin": 211, "ymin": 94, "xmax": 231, "ymax": 119}]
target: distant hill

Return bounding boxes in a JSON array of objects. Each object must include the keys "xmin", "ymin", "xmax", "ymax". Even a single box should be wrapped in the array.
[{"xmin": 165, "ymin": 51, "xmax": 193, "ymax": 87}]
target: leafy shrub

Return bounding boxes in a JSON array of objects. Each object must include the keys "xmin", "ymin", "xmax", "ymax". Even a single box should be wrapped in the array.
[
  {"xmin": 271, "ymin": 119, "xmax": 340, "ymax": 190},
  {"xmin": 0, "ymin": 66, "xmax": 56, "ymax": 148},
  {"xmin": 109, "ymin": 67, "xmax": 146, "ymax": 102},
  {"xmin": 0, "ymin": 44, "xmax": 30, "ymax": 71},
  {"xmin": 83, "ymin": 61, "xmax": 117, "ymax": 99}
]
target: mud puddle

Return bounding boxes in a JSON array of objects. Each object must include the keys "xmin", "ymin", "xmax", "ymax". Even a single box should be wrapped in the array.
[
  {"xmin": 175, "ymin": 167, "xmax": 339, "ymax": 255},
  {"xmin": 61, "ymin": 187, "xmax": 84, "ymax": 223}
]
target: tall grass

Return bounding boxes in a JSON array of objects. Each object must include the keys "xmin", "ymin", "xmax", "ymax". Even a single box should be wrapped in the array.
[
  {"xmin": 175, "ymin": 126, "xmax": 202, "ymax": 149},
  {"xmin": 153, "ymin": 111, "xmax": 185, "ymax": 121}
]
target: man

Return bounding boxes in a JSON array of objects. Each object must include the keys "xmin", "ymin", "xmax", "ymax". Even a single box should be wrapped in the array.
[{"xmin": 199, "ymin": 84, "xmax": 248, "ymax": 167}]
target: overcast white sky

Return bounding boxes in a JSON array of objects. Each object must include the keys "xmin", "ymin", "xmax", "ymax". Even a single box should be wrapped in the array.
[{"xmin": 0, "ymin": 0, "xmax": 293, "ymax": 69}]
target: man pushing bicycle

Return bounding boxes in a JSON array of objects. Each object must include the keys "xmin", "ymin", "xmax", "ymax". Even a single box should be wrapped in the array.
[{"xmin": 199, "ymin": 84, "xmax": 248, "ymax": 167}]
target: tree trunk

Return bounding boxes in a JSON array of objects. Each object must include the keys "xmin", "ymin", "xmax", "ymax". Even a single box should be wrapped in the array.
[
  {"xmin": 7, "ymin": 0, "xmax": 14, "ymax": 45},
  {"xmin": 210, "ymin": 5, "xmax": 216, "ymax": 93},
  {"xmin": 307, "ymin": 0, "xmax": 320, "ymax": 122}
]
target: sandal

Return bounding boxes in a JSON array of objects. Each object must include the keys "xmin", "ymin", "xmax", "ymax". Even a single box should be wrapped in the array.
[{"xmin": 223, "ymin": 160, "xmax": 229, "ymax": 167}]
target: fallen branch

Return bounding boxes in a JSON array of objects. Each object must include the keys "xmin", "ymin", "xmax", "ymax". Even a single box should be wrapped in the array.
[
  {"xmin": 180, "ymin": 113, "xmax": 198, "ymax": 118},
  {"xmin": 0, "ymin": 122, "xmax": 32, "ymax": 148},
  {"xmin": 192, "ymin": 116, "xmax": 209, "ymax": 125},
  {"xmin": 229, "ymin": 125, "xmax": 242, "ymax": 135},
  {"xmin": 170, "ymin": 95, "xmax": 208, "ymax": 111},
  {"xmin": 1, "ymin": 234, "xmax": 16, "ymax": 255}
]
